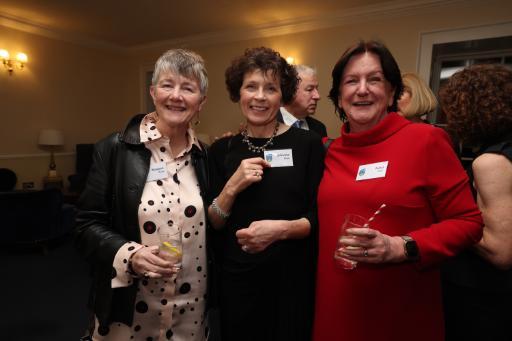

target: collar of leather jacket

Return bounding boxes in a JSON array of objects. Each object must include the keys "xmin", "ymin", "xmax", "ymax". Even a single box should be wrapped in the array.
[{"xmin": 120, "ymin": 113, "xmax": 145, "ymax": 145}]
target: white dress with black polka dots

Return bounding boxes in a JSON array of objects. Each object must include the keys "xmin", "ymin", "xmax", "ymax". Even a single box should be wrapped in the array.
[{"xmin": 92, "ymin": 114, "xmax": 207, "ymax": 341}]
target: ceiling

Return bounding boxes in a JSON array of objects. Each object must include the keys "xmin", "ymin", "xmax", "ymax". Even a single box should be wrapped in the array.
[{"xmin": 0, "ymin": 0, "xmax": 413, "ymax": 49}]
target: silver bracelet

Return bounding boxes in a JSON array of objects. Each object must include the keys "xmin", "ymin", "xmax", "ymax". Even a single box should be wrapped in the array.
[{"xmin": 211, "ymin": 197, "xmax": 230, "ymax": 220}]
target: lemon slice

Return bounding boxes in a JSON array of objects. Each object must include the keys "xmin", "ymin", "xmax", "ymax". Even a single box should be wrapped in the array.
[{"xmin": 161, "ymin": 241, "xmax": 182, "ymax": 257}]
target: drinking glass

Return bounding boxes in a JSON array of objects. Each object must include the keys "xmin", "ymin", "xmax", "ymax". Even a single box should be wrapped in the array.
[
  {"xmin": 158, "ymin": 226, "xmax": 183, "ymax": 271},
  {"xmin": 334, "ymin": 213, "xmax": 367, "ymax": 270}
]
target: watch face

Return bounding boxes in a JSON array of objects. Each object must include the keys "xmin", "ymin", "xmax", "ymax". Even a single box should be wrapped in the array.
[{"xmin": 405, "ymin": 240, "xmax": 419, "ymax": 259}]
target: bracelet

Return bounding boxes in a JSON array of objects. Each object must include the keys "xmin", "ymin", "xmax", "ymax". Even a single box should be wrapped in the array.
[
  {"xmin": 127, "ymin": 247, "xmax": 142, "ymax": 277},
  {"xmin": 211, "ymin": 197, "xmax": 230, "ymax": 220},
  {"xmin": 127, "ymin": 258, "xmax": 138, "ymax": 277}
]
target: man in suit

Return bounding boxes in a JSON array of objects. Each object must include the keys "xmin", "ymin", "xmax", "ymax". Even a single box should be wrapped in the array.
[{"xmin": 278, "ymin": 65, "xmax": 327, "ymax": 137}]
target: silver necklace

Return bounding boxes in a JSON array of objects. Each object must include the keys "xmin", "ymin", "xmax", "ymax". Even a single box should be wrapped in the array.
[{"xmin": 241, "ymin": 122, "xmax": 280, "ymax": 153}]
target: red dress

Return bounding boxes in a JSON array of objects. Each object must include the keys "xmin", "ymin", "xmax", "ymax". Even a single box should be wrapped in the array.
[{"xmin": 313, "ymin": 113, "xmax": 482, "ymax": 341}]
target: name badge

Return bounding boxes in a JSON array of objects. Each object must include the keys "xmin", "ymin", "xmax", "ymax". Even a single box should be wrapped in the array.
[
  {"xmin": 147, "ymin": 161, "xmax": 168, "ymax": 182},
  {"xmin": 264, "ymin": 149, "xmax": 294, "ymax": 167},
  {"xmin": 356, "ymin": 161, "xmax": 388, "ymax": 181}
]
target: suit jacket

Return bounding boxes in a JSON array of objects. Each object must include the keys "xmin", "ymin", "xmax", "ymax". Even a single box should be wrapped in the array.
[{"xmin": 277, "ymin": 109, "xmax": 327, "ymax": 138}]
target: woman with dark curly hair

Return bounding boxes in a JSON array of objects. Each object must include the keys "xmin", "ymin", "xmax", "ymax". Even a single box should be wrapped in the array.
[
  {"xmin": 207, "ymin": 47, "xmax": 324, "ymax": 341},
  {"xmin": 440, "ymin": 64, "xmax": 512, "ymax": 341},
  {"xmin": 312, "ymin": 40, "xmax": 482, "ymax": 341}
]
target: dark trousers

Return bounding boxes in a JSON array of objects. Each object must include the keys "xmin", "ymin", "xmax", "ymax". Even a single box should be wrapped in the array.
[
  {"xmin": 219, "ymin": 261, "xmax": 314, "ymax": 341},
  {"xmin": 443, "ymin": 281, "xmax": 512, "ymax": 341}
]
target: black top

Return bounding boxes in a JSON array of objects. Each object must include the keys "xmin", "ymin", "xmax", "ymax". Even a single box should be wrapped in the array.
[
  {"xmin": 208, "ymin": 126, "xmax": 324, "ymax": 341},
  {"xmin": 442, "ymin": 136, "xmax": 512, "ymax": 291},
  {"xmin": 209, "ymin": 127, "xmax": 324, "ymax": 271}
]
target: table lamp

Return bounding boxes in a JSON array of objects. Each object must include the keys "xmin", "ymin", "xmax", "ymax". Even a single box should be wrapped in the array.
[{"xmin": 38, "ymin": 129, "xmax": 64, "ymax": 177}]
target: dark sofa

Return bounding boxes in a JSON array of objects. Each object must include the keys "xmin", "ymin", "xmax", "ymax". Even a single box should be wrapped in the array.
[{"xmin": 1, "ymin": 188, "xmax": 75, "ymax": 248}]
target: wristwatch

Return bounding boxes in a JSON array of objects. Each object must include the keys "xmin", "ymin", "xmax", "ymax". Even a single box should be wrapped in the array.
[{"xmin": 401, "ymin": 235, "xmax": 419, "ymax": 261}]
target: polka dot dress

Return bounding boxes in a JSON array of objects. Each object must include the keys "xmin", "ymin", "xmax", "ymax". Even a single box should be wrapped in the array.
[{"xmin": 92, "ymin": 114, "xmax": 207, "ymax": 341}]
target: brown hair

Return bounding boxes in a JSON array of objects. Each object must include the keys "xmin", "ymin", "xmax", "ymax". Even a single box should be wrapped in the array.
[
  {"xmin": 328, "ymin": 40, "xmax": 403, "ymax": 121},
  {"xmin": 439, "ymin": 64, "xmax": 512, "ymax": 145},
  {"xmin": 225, "ymin": 47, "xmax": 298, "ymax": 104}
]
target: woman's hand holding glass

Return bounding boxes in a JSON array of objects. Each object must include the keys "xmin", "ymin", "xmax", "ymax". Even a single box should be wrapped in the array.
[
  {"xmin": 130, "ymin": 245, "xmax": 178, "ymax": 279},
  {"xmin": 337, "ymin": 227, "xmax": 406, "ymax": 264}
]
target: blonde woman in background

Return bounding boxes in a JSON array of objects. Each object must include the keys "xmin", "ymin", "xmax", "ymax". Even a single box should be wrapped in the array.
[{"xmin": 398, "ymin": 72, "xmax": 437, "ymax": 123}]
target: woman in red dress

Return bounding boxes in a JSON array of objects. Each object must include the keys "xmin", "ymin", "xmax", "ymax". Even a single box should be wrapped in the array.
[{"xmin": 312, "ymin": 40, "xmax": 483, "ymax": 341}]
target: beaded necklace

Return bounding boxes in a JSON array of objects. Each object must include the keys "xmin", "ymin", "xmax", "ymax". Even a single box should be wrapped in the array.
[{"xmin": 241, "ymin": 121, "xmax": 280, "ymax": 153}]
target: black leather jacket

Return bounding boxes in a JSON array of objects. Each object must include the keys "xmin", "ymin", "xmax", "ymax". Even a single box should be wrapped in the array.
[{"xmin": 74, "ymin": 114, "xmax": 213, "ymax": 329}]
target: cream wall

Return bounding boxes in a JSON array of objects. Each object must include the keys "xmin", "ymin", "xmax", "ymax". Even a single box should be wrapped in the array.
[
  {"xmin": 0, "ymin": 25, "xmax": 140, "ymax": 189},
  {"xmin": 1, "ymin": 0, "xmax": 511, "ymax": 189},
  {"xmin": 184, "ymin": 0, "xmax": 512, "ymax": 140}
]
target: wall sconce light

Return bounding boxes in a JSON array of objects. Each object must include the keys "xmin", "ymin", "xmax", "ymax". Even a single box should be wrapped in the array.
[
  {"xmin": 286, "ymin": 56, "xmax": 295, "ymax": 65},
  {"xmin": 0, "ymin": 49, "xmax": 28, "ymax": 75}
]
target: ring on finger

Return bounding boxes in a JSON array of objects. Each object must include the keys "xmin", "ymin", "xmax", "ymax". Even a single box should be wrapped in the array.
[
  {"xmin": 143, "ymin": 271, "xmax": 149, "ymax": 278},
  {"xmin": 363, "ymin": 248, "xmax": 369, "ymax": 257},
  {"xmin": 242, "ymin": 245, "xmax": 249, "ymax": 252},
  {"xmin": 253, "ymin": 171, "xmax": 259, "ymax": 176}
]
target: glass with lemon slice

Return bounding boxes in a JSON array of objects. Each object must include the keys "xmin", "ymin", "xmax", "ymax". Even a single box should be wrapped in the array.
[{"xmin": 158, "ymin": 226, "xmax": 183, "ymax": 271}]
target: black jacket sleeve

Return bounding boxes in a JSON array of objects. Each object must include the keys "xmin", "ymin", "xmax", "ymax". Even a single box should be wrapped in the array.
[
  {"xmin": 302, "ymin": 133, "xmax": 325, "ymax": 232},
  {"xmin": 74, "ymin": 133, "xmax": 128, "ymax": 267}
]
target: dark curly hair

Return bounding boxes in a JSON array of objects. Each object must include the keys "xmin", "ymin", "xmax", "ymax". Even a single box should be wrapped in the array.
[
  {"xmin": 225, "ymin": 47, "xmax": 298, "ymax": 104},
  {"xmin": 439, "ymin": 64, "xmax": 512, "ymax": 146},
  {"xmin": 328, "ymin": 40, "xmax": 403, "ymax": 121}
]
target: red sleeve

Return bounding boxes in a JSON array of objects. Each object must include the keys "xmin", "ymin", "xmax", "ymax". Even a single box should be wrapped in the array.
[{"xmin": 409, "ymin": 127, "xmax": 483, "ymax": 268}]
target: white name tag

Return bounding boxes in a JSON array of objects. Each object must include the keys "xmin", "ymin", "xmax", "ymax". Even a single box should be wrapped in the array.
[
  {"xmin": 356, "ymin": 161, "xmax": 388, "ymax": 181},
  {"xmin": 264, "ymin": 149, "xmax": 294, "ymax": 167},
  {"xmin": 147, "ymin": 161, "xmax": 168, "ymax": 182}
]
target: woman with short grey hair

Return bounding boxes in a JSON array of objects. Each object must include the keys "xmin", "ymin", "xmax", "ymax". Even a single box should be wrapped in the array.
[{"xmin": 76, "ymin": 49, "xmax": 213, "ymax": 340}]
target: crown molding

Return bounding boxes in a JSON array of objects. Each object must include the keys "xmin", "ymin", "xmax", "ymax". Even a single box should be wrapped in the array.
[
  {"xmin": 0, "ymin": 11, "xmax": 126, "ymax": 53},
  {"xmin": 1, "ymin": 0, "xmax": 474, "ymax": 53},
  {"xmin": 128, "ymin": 0, "xmax": 469, "ymax": 52}
]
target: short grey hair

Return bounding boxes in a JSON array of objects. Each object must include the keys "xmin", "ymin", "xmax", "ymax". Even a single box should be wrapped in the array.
[
  {"xmin": 295, "ymin": 64, "xmax": 317, "ymax": 78},
  {"xmin": 152, "ymin": 49, "xmax": 208, "ymax": 96}
]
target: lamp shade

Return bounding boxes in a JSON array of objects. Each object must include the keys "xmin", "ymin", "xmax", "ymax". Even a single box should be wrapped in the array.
[{"xmin": 38, "ymin": 129, "xmax": 64, "ymax": 146}]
